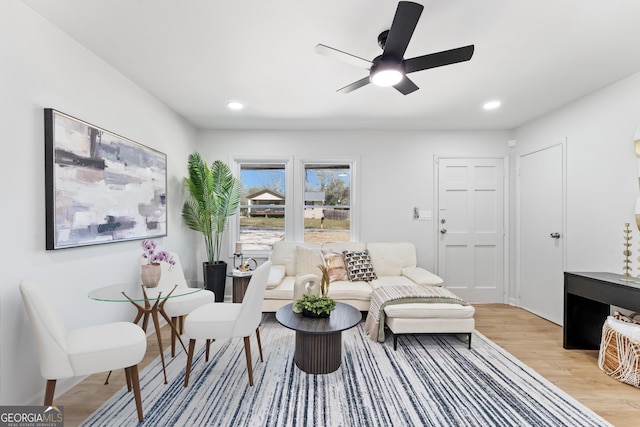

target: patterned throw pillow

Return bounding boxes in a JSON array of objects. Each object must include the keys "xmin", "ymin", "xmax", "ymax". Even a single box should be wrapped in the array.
[
  {"xmin": 343, "ymin": 250, "xmax": 377, "ymax": 282},
  {"xmin": 322, "ymin": 250, "xmax": 348, "ymax": 282}
]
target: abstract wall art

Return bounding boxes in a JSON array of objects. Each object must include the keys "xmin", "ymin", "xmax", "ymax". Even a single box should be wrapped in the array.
[{"xmin": 44, "ymin": 109, "xmax": 167, "ymax": 250}]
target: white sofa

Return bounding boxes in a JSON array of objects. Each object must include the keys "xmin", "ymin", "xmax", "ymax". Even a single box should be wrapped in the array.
[
  {"xmin": 263, "ymin": 240, "xmax": 475, "ymax": 348},
  {"xmin": 263, "ymin": 241, "xmax": 448, "ymax": 312}
]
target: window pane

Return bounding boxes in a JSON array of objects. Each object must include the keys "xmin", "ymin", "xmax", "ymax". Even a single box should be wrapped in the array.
[
  {"xmin": 239, "ymin": 164, "xmax": 286, "ymax": 251},
  {"xmin": 303, "ymin": 164, "xmax": 350, "ymax": 243}
]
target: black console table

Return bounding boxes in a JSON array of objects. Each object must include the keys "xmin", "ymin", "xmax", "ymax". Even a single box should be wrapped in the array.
[{"xmin": 564, "ymin": 272, "xmax": 640, "ymax": 349}]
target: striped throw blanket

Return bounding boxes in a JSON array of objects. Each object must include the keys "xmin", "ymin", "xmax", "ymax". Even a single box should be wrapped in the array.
[{"xmin": 364, "ymin": 285, "xmax": 468, "ymax": 342}]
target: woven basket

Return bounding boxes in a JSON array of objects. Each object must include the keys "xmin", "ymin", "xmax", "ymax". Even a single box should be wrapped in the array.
[{"xmin": 598, "ymin": 321, "xmax": 640, "ymax": 388}]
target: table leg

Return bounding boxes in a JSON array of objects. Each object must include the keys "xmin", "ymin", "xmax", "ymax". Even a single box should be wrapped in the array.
[
  {"xmin": 157, "ymin": 309, "xmax": 187, "ymax": 354},
  {"xmin": 158, "ymin": 292, "xmax": 188, "ymax": 354},
  {"xmin": 123, "ymin": 290, "xmax": 152, "ymax": 333},
  {"xmin": 170, "ymin": 317, "xmax": 177, "ymax": 357},
  {"xmin": 150, "ymin": 298, "xmax": 168, "ymax": 384},
  {"xmin": 295, "ymin": 331, "xmax": 342, "ymax": 374},
  {"xmin": 103, "ymin": 294, "xmax": 150, "ymax": 385},
  {"xmin": 120, "ymin": 285, "xmax": 182, "ymax": 385},
  {"xmin": 563, "ymin": 292, "xmax": 609, "ymax": 349}
]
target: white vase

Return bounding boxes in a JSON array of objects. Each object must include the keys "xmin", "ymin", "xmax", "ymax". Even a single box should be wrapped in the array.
[{"xmin": 141, "ymin": 264, "xmax": 161, "ymax": 288}]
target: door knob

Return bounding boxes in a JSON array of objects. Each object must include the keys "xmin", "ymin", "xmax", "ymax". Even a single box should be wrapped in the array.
[
  {"xmin": 550, "ymin": 232, "xmax": 561, "ymax": 239},
  {"xmin": 440, "ymin": 228, "xmax": 447, "ymax": 234}
]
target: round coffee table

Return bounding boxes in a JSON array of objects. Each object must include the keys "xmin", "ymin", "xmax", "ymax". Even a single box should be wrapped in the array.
[{"xmin": 276, "ymin": 302, "xmax": 362, "ymax": 374}]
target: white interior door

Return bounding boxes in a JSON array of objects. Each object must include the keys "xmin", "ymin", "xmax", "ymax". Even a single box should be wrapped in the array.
[
  {"xmin": 518, "ymin": 144, "xmax": 565, "ymax": 325},
  {"xmin": 437, "ymin": 158, "xmax": 505, "ymax": 303}
]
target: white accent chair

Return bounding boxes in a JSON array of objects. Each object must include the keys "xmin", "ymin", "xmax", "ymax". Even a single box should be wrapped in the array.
[
  {"xmin": 19, "ymin": 277, "xmax": 147, "ymax": 422},
  {"xmin": 184, "ymin": 261, "xmax": 271, "ymax": 387},
  {"xmin": 142, "ymin": 252, "xmax": 215, "ymax": 356}
]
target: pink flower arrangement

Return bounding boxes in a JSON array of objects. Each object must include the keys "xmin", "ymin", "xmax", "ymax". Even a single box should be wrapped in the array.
[{"xmin": 141, "ymin": 239, "xmax": 175, "ymax": 269}]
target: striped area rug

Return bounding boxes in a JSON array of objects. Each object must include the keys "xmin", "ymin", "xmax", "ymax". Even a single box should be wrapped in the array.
[{"xmin": 81, "ymin": 314, "xmax": 610, "ymax": 427}]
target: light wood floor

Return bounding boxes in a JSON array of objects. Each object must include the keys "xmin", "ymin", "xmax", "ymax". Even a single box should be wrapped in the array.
[{"xmin": 53, "ymin": 304, "xmax": 640, "ymax": 426}]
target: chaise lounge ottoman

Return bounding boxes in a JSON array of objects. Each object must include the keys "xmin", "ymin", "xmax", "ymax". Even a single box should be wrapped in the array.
[
  {"xmin": 384, "ymin": 302, "xmax": 476, "ymax": 350},
  {"xmin": 364, "ymin": 285, "xmax": 475, "ymax": 350}
]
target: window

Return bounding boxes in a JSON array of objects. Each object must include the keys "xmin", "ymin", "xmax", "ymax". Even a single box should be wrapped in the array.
[
  {"xmin": 302, "ymin": 162, "xmax": 353, "ymax": 243},
  {"xmin": 231, "ymin": 157, "xmax": 356, "ymax": 256},
  {"xmin": 233, "ymin": 160, "xmax": 291, "ymax": 254}
]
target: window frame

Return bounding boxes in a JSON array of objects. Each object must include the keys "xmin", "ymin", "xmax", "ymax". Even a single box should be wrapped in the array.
[
  {"xmin": 297, "ymin": 157, "xmax": 359, "ymax": 242},
  {"xmin": 229, "ymin": 156, "xmax": 359, "ymax": 258},
  {"xmin": 230, "ymin": 156, "xmax": 294, "ymax": 259}
]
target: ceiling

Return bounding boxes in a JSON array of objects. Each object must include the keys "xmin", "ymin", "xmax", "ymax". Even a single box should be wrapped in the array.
[{"xmin": 21, "ymin": 0, "xmax": 640, "ymax": 131}]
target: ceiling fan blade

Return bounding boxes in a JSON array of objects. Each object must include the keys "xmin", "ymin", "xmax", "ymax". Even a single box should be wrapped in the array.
[
  {"xmin": 337, "ymin": 76, "xmax": 371, "ymax": 94},
  {"xmin": 315, "ymin": 44, "xmax": 372, "ymax": 69},
  {"xmin": 394, "ymin": 76, "xmax": 419, "ymax": 95},
  {"xmin": 383, "ymin": 1, "xmax": 424, "ymax": 59},
  {"xmin": 404, "ymin": 45, "xmax": 475, "ymax": 74}
]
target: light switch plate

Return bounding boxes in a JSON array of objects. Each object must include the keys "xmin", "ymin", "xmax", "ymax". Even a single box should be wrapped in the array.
[{"xmin": 418, "ymin": 210, "xmax": 431, "ymax": 221}]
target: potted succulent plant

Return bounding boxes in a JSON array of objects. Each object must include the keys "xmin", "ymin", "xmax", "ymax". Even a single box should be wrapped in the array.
[
  {"xmin": 294, "ymin": 264, "xmax": 337, "ymax": 317},
  {"xmin": 182, "ymin": 152, "xmax": 241, "ymax": 302},
  {"xmin": 294, "ymin": 294, "xmax": 337, "ymax": 318}
]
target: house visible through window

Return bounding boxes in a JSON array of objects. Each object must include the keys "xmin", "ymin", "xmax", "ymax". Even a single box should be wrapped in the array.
[
  {"xmin": 238, "ymin": 162, "xmax": 288, "ymax": 251},
  {"xmin": 233, "ymin": 158, "xmax": 354, "ymax": 254},
  {"xmin": 303, "ymin": 163, "xmax": 351, "ymax": 243}
]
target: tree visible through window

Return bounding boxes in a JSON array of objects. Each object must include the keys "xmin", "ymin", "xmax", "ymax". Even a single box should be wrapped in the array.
[
  {"xmin": 234, "ymin": 159, "xmax": 354, "ymax": 253},
  {"xmin": 303, "ymin": 163, "xmax": 351, "ymax": 243}
]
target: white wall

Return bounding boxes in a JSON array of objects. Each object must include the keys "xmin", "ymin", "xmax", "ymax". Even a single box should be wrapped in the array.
[
  {"xmin": 0, "ymin": 1, "xmax": 197, "ymax": 404},
  {"xmin": 514, "ymin": 71, "xmax": 640, "ymax": 273},
  {"xmin": 197, "ymin": 129, "xmax": 511, "ymax": 271},
  {"xmin": 10, "ymin": 0, "xmax": 640, "ymax": 409}
]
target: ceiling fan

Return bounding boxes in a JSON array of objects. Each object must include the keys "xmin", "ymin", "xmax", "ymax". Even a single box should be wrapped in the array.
[{"xmin": 315, "ymin": 1, "xmax": 475, "ymax": 95}]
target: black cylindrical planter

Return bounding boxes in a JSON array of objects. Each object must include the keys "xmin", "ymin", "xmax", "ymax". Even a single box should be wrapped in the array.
[{"xmin": 203, "ymin": 261, "xmax": 227, "ymax": 302}]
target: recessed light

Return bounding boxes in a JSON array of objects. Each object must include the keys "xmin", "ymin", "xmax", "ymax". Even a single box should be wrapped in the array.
[
  {"xmin": 227, "ymin": 101, "xmax": 244, "ymax": 110},
  {"xmin": 483, "ymin": 100, "xmax": 501, "ymax": 110}
]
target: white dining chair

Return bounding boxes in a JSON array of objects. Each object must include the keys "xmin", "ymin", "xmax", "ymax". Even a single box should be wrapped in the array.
[
  {"xmin": 141, "ymin": 252, "xmax": 215, "ymax": 356},
  {"xmin": 19, "ymin": 277, "xmax": 147, "ymax": 422},
  {"xmin": 183, "ymin": 261, "xmax": 271, "ymax": 387}
]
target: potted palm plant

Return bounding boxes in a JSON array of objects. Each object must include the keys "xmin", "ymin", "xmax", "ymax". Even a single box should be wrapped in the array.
[{"xmin": 182, "ymin": 152, "xmax": 241, "ymax": 302}]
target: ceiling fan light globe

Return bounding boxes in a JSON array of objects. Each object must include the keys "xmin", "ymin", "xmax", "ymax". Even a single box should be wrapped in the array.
[{"xmin": 371, "ymin": 69, "xmax": 404, "ymax": 87}]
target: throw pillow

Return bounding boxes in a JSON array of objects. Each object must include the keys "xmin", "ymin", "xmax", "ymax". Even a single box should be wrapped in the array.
[
  {"xmin": 607, "ymin": 316, "xmax": 640, "ymax": 342},
  {"xmin": 266, "ymin": 265, "xmax": 286, "ymax": 290},
  {"xmin": 614, "ymin": 311, "xmax": 640, "ymax": 325},
  {"xmin": 401, "ymin": 267, "xmax": 444, "ymax": 286},
  {"xmin": 343, "ymin": 250, "xmax": 377, "ymax": 282},
  {"xmin": 322, "ymin": 250, "xmax": 348, "ymax": 282},
  {"xmin": 296, "ymin": 246, "xmax": 324, "ymax": 276}
]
